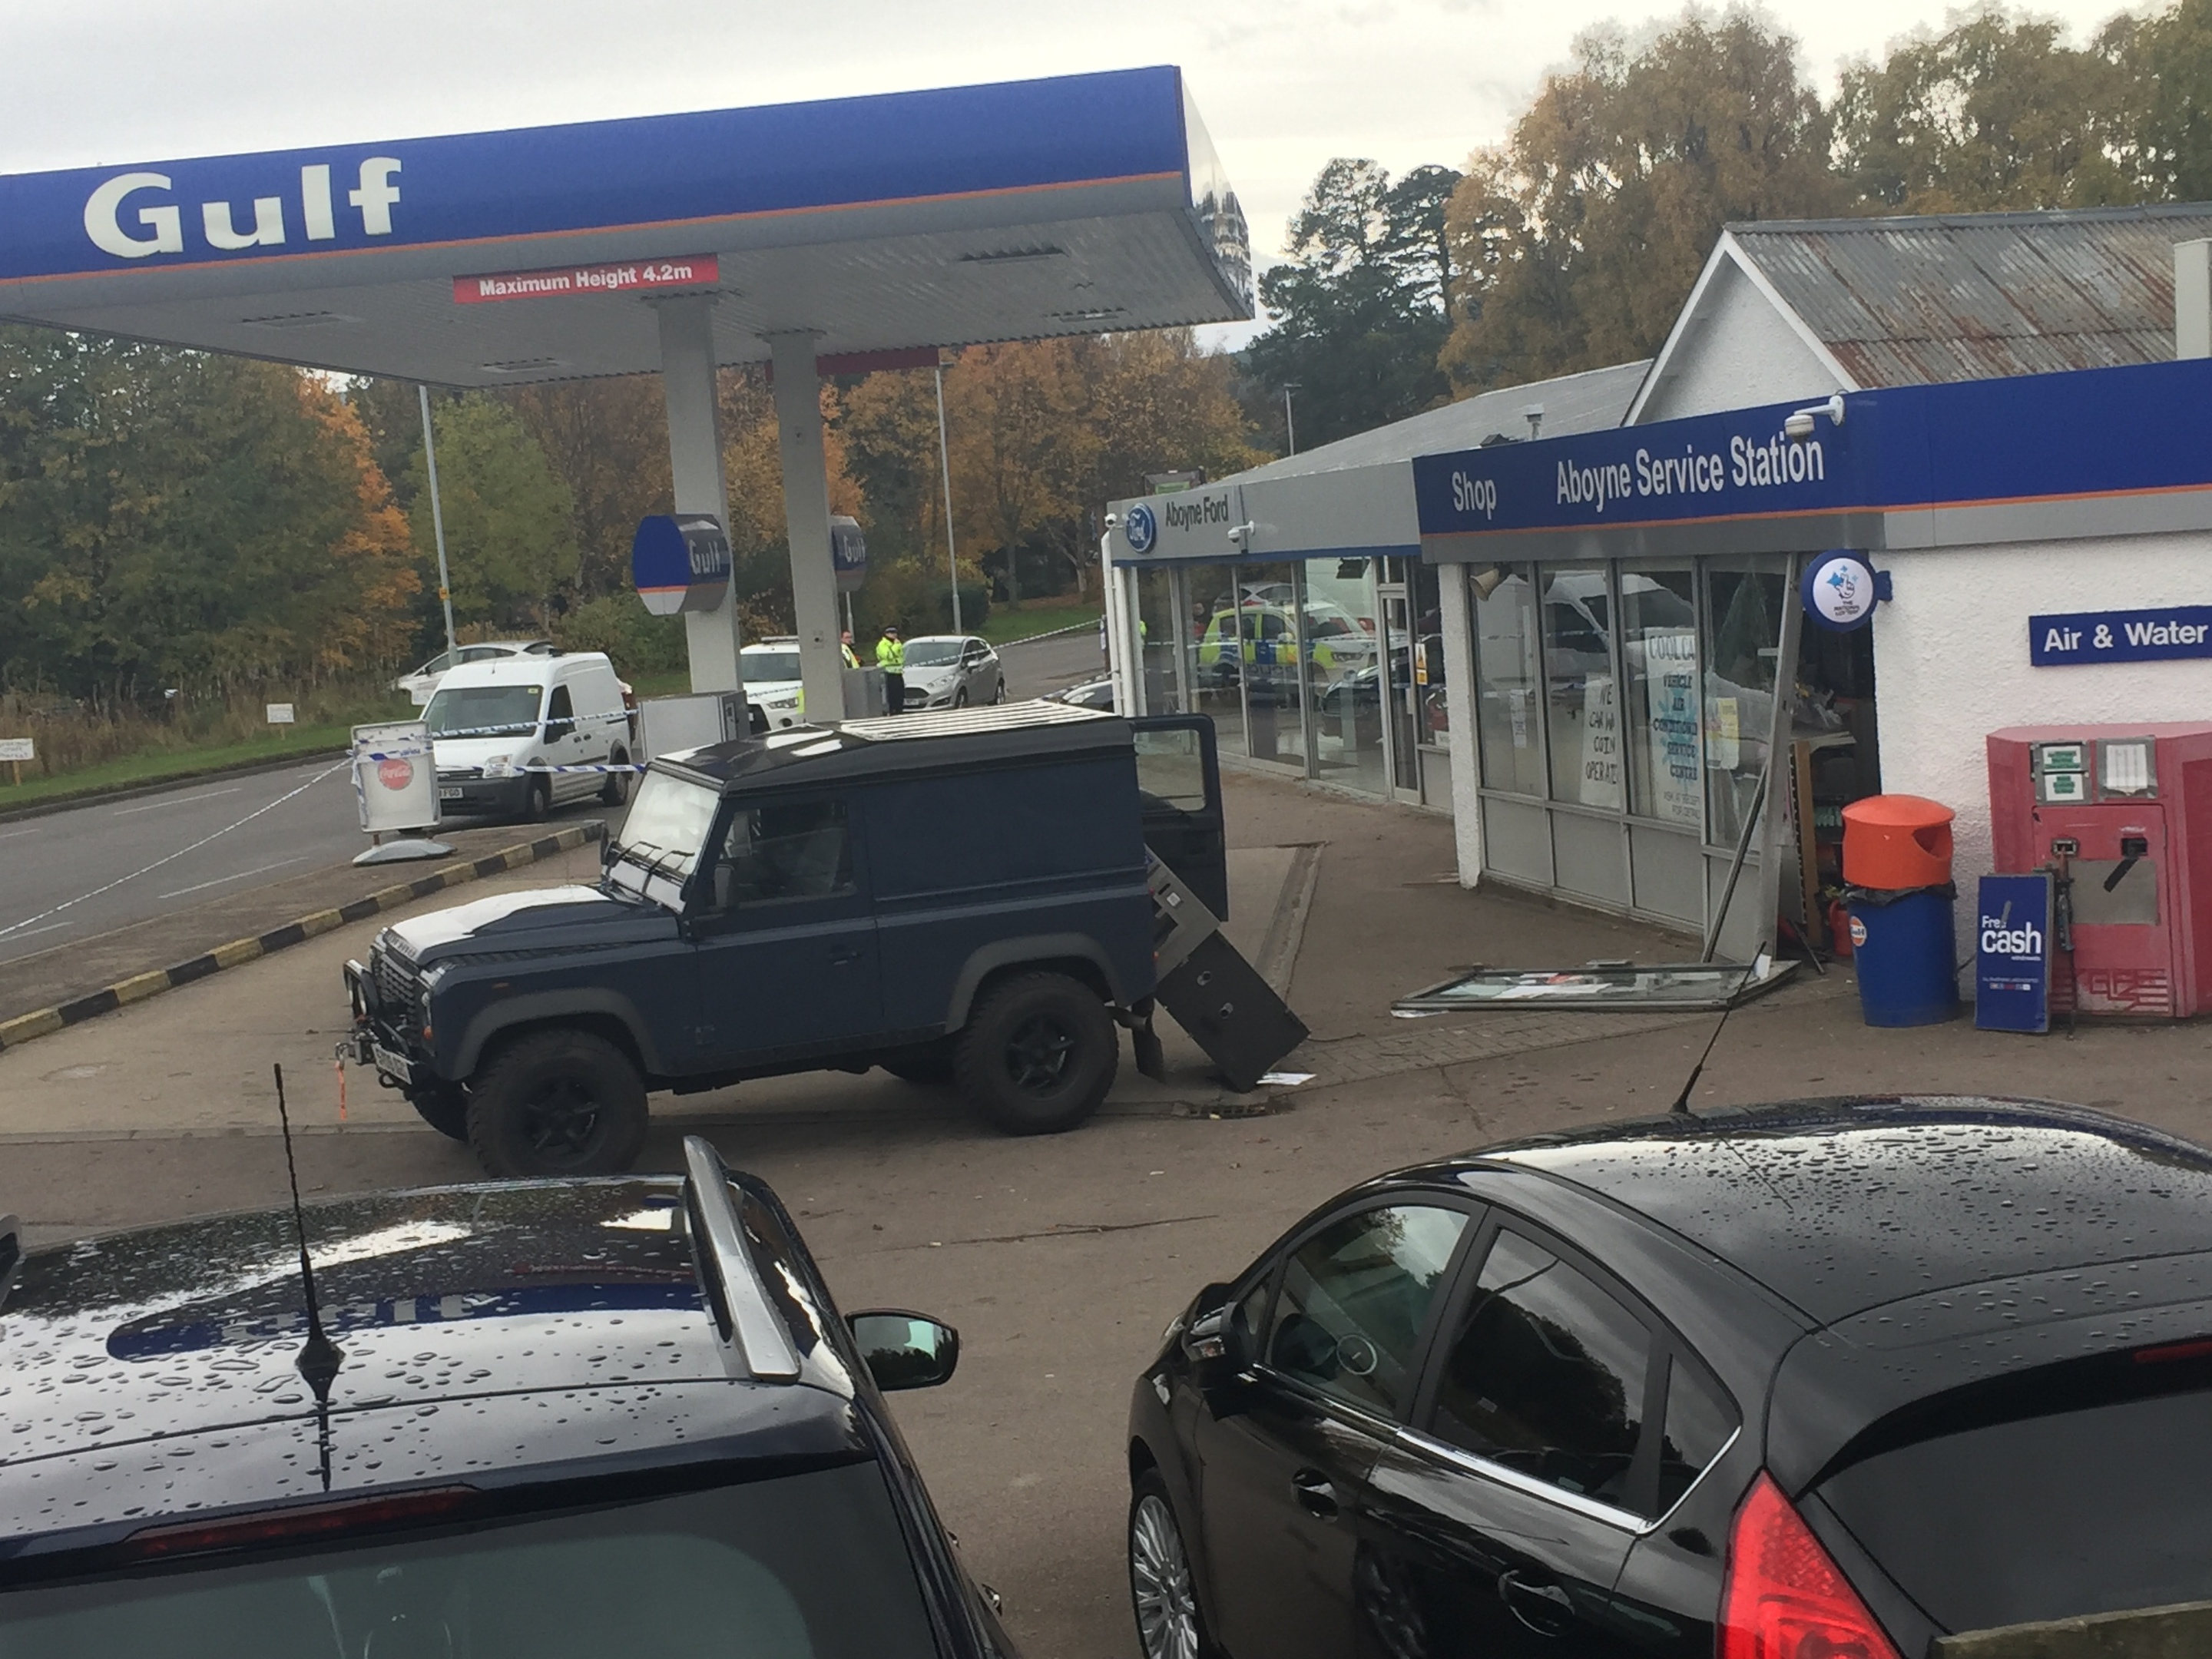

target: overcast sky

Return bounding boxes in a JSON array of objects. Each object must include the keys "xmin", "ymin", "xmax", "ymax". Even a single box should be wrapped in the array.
[{"xmin": 1, "ymin": 0, "xmax": 2140, "ymax": 348}]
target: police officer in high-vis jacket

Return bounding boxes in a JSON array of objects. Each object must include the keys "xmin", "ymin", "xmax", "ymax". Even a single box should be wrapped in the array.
[{"xmin": 876, "ymin": 627, "xmax": 906, "ymax": 714}]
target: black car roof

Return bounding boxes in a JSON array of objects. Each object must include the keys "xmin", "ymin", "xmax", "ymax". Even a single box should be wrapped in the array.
[
  {"xmin": 661, "ymin": 700, "xmax": 1128, "ymax": 794},
  {"xmin": 1463, "ymin": 1096, "xmax": 2212, "ymax": 1325},
  {"xmin": 0, "ymin": 1170, "xmax": 865, "ymax": 1545}
]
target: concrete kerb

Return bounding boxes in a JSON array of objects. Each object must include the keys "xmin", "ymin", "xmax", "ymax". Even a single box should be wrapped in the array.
[{"xmin": 0, "ymin": 821, "xmax": 606, "ymax": 1052}]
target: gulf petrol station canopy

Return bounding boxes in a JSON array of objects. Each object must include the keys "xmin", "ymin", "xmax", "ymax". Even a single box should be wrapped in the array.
[{"xmin": 0, "ymin": 66, "xmax": 1252, "ymax": 385}]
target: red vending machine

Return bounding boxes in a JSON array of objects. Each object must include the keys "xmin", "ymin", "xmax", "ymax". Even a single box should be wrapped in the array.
[{"xmin": 1987, "ymin": 724, "xmax": 2212, "ymax": 1018}]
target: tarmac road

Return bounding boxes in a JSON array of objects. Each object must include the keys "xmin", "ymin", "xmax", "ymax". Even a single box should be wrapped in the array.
[
  {"xmin": 1, "ymin": 627, "xmax": 1098, "ymax": 974},
  {"xmin": 998, "ymin": 624, "xmax": 1104, "ymax": 700},
  {"xmin": 0, "ymin": 757, "xmax": 601, "ymax": 970}
]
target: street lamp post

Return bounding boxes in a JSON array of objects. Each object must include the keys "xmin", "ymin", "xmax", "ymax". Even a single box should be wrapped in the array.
[
  {"xmin": 1283, "ymin": 382, "xmax": 1301, "ymax": 457},
  {"xmin": 417, "ymin": 384, "xmax": 457, "ymax": 659},
  {"xmin": 934, "ymin": 363, "xmax": 962, "ymax": 634}
]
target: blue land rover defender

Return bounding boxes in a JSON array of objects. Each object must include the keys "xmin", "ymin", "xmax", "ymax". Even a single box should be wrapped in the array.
[{"xmin": 344, "ymin": 704, "xmax": 1239, "ymax": 1177}]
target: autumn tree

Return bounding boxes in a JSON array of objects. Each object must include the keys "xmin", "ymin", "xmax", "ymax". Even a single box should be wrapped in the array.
[
  {"xmin": 1834, "ymin": 10, "xmax": 2149, "ymax": 210},
  {"xmin": 1439, "ymin": 10, "xmax": 1839, "ymax": 391},
  {"xmin": 1240, "ymin": 161, "xmax": 1461, "ymax": 449},
  {"xmin": 402, "ymin": 393, "xmax": 577, "ymax": 635},
  {"xmin": 506, "ymin": 376, "xmax": 671, "ymax": 596},
  {"xmin": 0, "ymin": 329, "xmax": 417, "ymax": 703}
]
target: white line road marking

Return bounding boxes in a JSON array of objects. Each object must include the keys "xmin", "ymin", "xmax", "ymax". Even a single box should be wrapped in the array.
[
  {"xmin": 157, "ymin": 856, "xmax": 310, "ymax": 900},
  {"xmin": 113, "ymin": 786, "xmax": 244, "ymax": 817},
  {"xmin": 0, "ymin": 919, "xmax": 74, "ymax": 946},
  {"xmin": 0, "ymin": 826, "xmax": 44, "ymax": 840}
]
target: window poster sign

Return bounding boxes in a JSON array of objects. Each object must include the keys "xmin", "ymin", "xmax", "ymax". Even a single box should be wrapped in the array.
[
  {"xmin": 1577, "ymin": 675, "xmax": 1624, "ymax": 810},
  {"xmin": 1641, "ymin": 629, "xmax": 1702, "ymax": 826}
]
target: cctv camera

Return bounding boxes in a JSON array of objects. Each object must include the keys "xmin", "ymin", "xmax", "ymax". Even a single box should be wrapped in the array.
[
  {"xmin": 1783, "ymin": 412, "xmax": 1816, "ymax": 442},
  {"xmin": 1227, "ymin": 522, "xmax": 1255, "ymax": 547},
  {"xmin": 1104, "ymin": 512, "xmax": 1121, "ymax": 528}
]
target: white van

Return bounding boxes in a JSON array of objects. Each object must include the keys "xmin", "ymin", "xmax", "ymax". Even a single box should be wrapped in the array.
[{"xmin": 422, "ymin": 652, "xmax": 634, "ymax": 820}]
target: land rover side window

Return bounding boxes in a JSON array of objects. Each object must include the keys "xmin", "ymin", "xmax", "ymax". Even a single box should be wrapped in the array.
[
  {"xmin": 711, "ymin": 800, "xmax": 852, "ymax": 907},
  {"xmin": 1266, "ymin": 1204, "xmax": 1469, "ymax": 1420},
  {"xmin": 1428, "ymin": 1228, "xmax": 1651, "ymax": 1511},
  {"xmin": 1134, "ymin": 727, "xmax": 1208, "ymax": 811}
]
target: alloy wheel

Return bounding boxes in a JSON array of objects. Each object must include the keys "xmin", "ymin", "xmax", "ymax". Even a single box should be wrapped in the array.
[
  {"xmin": 1131, "ymin": 1493, "xmax": 1200, "ymax": 1659},
  {"xmin": 1003, "ymin": 1013, "xmax": 1076, "ymax": 1093},
  {"xmin": 520, "ymin": 1078, "xmax": 604, "ymax": 1164}
]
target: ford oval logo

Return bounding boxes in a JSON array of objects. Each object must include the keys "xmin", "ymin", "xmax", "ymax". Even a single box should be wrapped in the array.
[{"xmin": 1125, "ymin": 502, "xmax": 1157, "ymax": 554}]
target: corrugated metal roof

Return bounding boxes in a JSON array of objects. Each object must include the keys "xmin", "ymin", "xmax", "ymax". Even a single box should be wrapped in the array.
[
  {"xmin": 1730, "ymin": 204, "xmax": 2212, "ymax": 386},
  {"xmin": 1223, "ymin": 358, "xmax": 1651, "ymax": 484}
]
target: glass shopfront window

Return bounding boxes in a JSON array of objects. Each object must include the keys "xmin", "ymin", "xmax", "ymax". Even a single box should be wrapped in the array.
[
  {"xmin": 1305, "ymin": 558, "xmax": 1387, "ymax": 795},
  {"xmin": 1134, "ymin": 565, "xmax": 1184, "ymax": 713},
  {"xmin": 1239, "ymin": 561, "xmax": 1306, "ymax": 766},
  {"xmin": 1412, "ymin": 561, "xmax": 1449, "ymax": 751},
  {"xmin": 1186, "ymin": 564, "xmax": 1246, "ymax": 754},
  {"xmin": 1540, "ymin": 564, "xmax": 1621, "ymax": 809},
  {"xmin": 1472, "ymin": 565, "xmax": 1544, "ymax": 797},
  {"xmin": 1702, "ymin": 556, "xmax": 1789, "ymax": 849},
  {"xmin": 1621, "ymin": 565, "xmax": 1701, "ymax": 830}
]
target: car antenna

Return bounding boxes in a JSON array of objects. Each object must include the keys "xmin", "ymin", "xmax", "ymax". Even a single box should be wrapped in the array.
[
  {"xmin": 1668, "ymin": 944, "xmax": 1767, "ymax": 1116},
  {"xmin": 273, "ymin": 1063, "xmax": 343, "ymax": 1396}
]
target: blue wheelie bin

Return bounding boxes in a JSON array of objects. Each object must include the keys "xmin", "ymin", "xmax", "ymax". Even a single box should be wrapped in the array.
[{"xmin": 1843, "ymin": 796, "xmax": 1959, "ymax": 1027}]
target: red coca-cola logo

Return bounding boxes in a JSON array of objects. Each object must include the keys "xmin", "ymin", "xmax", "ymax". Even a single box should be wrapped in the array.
[{"xmin": 377, "ymin": 757, "xmax": 415, "ymax": 790}]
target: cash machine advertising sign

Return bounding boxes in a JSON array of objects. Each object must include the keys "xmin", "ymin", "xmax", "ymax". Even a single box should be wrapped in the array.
[{"xmin": 1975, "ymin": 872, "xmax": 2053, "ymax": 1033}]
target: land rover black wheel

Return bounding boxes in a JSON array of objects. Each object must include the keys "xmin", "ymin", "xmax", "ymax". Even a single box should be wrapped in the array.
[
  {"xmin": 955, "ymin": 971, "xmax": 1117, "ymax": 1135},
  {"xmin": 599, "ymin": 747, "xmax": 631, "ymax": 806},
  {"xmin": 409, "ymin": 1084, "xmax": 469, "ymax": 1141},
  {"xmin": 523, "ymin": 776, "xmax": 552, "ymax": 823},
  {"xmin": 466, "ymin": 1029, "xmax": 648, "ymax": 1177},
  {"xmin": 881, "ymin": 1044, "xmax": 955, "ymax": 1085}
]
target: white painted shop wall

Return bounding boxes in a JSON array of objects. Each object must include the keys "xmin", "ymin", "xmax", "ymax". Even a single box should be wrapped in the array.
[
  {"xmin": 1873, "ymin": 530, "xmax": 2212, "ymax": 959},
  {"xmin": 1633, "ymin": 255, "xmax": 1846, "ymax": 424}
]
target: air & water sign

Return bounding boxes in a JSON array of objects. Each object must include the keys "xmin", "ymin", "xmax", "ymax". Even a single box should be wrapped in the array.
[{"xmin": 2028, "ymin": 604, "xmax": 2212, "ymax": 666}]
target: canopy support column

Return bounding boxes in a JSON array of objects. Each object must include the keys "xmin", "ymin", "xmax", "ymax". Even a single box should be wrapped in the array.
[
  {"xmin": 657, "ymin": 296, "xmax": 743, "ymax": 695},
  {"xmin": 768, "ymin": 331, "xmax": 846, "ymax": 724}
]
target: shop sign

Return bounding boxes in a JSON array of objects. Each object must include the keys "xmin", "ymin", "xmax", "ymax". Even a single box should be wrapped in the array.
[
  {"xmin": 1975, "ymin": 873, "xmax": 2052, "ymax": 1033},
  {"xmin": 2029, "ymin": 604, "xmax": 2212, "ymax": 666},
  {"xmin": 1800, "ymin": 551, "xmax": 1888, "ymax": 631},
  {"xmin": 351, "ymin": 720, "xmax": 439, "ymax": 836},
  {"xmin": 831, "ymin": 515, "xmax": 867, "ymax": 593},
  {"xmin": 1416, "ymin": 400, "xmax": 1866, "ymax": 542},
  {"xmin": 1114, "ymin": 484, "xmax": 1247, "ymax": 561}
]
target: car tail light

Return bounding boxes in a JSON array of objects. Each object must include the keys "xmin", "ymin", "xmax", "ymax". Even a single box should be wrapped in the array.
[
  {"xmin": 1719, "ymin": 1472, "xmax": 1901, "ymax": 1659},
  {"xmin": 125, "ymin": 1487, "xmax": 476, "ymax": 1559}
]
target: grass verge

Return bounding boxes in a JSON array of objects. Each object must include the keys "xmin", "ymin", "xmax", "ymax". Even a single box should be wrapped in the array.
[{"xmin": 978, "ymin": 603, "xmax": 1101, "ymax": 645}]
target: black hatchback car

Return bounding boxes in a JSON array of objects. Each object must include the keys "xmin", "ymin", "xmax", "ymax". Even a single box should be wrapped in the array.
[
  {"xmin": 0, "ymin": 1138, "xmax": 1013, "ymax": 1657},
  {"xmin": 1126, "ymin": 1097, "xmax": 2212, "ymax": 1659}
]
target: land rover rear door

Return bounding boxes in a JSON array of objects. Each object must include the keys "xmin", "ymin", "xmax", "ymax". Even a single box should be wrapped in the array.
[{"xmin": 1132, "ymin": 715, "xmax": 1228, "ymax": 920}]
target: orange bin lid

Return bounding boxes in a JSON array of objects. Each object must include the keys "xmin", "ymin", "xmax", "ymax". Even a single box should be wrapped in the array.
[{"xmin": 1841, "ymin": 795, "xmax": 1955, "ymax": 888}]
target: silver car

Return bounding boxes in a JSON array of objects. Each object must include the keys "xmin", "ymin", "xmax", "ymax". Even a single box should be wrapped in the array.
[{"xmin": 899, "ymin": 635, "xmax": 1005, "ymax": 709}]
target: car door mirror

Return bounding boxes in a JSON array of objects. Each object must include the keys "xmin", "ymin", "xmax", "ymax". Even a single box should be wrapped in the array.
[
  {"xmin": 1181, "ymin": 1292, "xmax": 1252, "ymax": 1390},
  {"xmin": 850, "ymin": 1310, "xmax": 960, "ymax": 1390}
]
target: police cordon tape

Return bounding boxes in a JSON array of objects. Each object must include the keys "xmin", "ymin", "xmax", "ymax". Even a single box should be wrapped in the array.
[{"xmin": 0, "ymin": 821, "xmax": 607, "ymax": 1052}]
